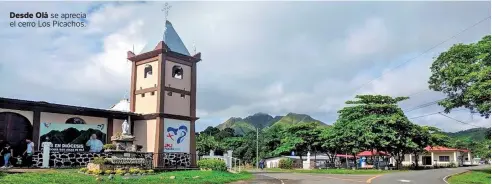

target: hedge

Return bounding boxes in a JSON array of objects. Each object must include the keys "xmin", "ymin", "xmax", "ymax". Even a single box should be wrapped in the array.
[{"xmin": 198, "ymin": 159, "xmax": 227, "ymax": 171}]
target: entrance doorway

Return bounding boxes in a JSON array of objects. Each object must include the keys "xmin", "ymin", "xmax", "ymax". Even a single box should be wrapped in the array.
[
  {"xmin": 0, "ymin": 112, "xmax": 33, "ymax": 156},
  {"xmin": 422, "ymin": 156, "xmax": 432, "ymax": 166}
]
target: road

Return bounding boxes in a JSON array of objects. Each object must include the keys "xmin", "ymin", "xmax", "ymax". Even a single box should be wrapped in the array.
[
  {"xmin": 372, "ymin": 165, "xmax": 490, "ymax": 184},
  {"xmin": 232, "ymin": 165, "xmax": 489, "ymax": 184}
]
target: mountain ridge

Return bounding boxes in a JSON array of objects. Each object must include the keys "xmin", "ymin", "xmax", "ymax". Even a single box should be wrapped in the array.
[{"xmin": 216, "ymin": 112, "xmax": 328, "ymax": 135}]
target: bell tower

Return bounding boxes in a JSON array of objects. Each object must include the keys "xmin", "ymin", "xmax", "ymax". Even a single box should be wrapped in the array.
[{"xmin": 127, "ymin": 8, "xmax": 201, "ymax": 167}]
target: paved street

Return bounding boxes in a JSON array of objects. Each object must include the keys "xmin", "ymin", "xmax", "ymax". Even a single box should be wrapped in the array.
[
  {"xmin": 372, "ymin": 165, "xmax": 490, "ymax": 184},
  {"xmin": 232, "ymin": 165, "xmax": 490, "ymax": 184}
]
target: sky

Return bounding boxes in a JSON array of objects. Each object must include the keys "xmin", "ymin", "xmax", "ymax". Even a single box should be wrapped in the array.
[{"xmin": 0, "ymin": 1, "xmax": 490, "ymax": 132}]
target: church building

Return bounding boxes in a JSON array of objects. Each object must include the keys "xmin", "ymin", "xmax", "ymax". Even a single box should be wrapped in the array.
[{"xmin": 0, "ymin": 18, "xmax": 201, "ymax": 168}]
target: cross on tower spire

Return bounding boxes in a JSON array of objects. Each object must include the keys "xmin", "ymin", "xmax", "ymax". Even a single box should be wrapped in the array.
[
  {"xmin": 161, "ymin": 2, "xmax": 172, "ymax": 41},
  {"xmin": 162, "ymin": 2, "xmax": 172, "ymax": 23}
]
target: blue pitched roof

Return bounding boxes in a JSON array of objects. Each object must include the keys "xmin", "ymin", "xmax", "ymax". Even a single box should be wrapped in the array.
[{"xmin": 139, "ymin": 20, "xmax": 190, "ymax": 56}]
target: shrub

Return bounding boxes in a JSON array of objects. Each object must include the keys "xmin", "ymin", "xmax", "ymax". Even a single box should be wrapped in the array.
[
  {"xmin": 79, "ymin": 168, "xmax": 88, "ymax": 173},
  {"xmin": 138, "ymin": 169, "xmax": 146, "ymax": 174},
  {"xmin": 129, "ymin": 168, "xmax": 140, "ymax": 174},
  {"xmin": 115, "ymin": 168, "xmax": 125, "ymax": 175},
  {"xmin": 91, "ymin": 157, "xmax": 106, "ymax": 165},
  {"xmin": 146, "ymin": 170, "xmax": 155, "ymax": 174},
  {"xmin": 91, "ymin": 169, "xmax": 102, "ymax": 175},
  {"xmin": 279, "ymin": 158, "xmax": 293, "ymax": 169},
  {"xmin": 198, "ymin": 159, "xmax": 227, "ymax": 171},
  {"xmin": 103, "ymin": 144, "xmax": 116, "ymax": 150},
  {"xmin": 104, "ymin": 170, "xmax": 113, "ymax": 175}
]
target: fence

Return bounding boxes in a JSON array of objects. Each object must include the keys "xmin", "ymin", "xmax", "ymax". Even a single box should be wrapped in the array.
[{"xmin": 199, "ymin": 150, "xmax": 242, "ymax": 173}]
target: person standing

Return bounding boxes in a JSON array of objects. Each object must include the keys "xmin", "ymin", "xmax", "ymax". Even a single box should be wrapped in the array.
[
  {"xmin": 86, "ymin": 134, "xmax": 103, "ymax": 153},
  {"xmin": 23, "ymin": 138, "xmax": 34, "ymax": 168},
  {"xmin": 259, "ymin": 159, "xmax": 265, "ymax": 170},
  {"xmin": 0, "ymin": 143, "xmax": 13, "ymax": 168}
]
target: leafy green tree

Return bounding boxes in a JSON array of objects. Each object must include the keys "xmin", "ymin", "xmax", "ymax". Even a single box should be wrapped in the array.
[
  {"xmin": 216, "ymin": 127, "xmax": 235, "ymax": 141},
  {"xmin": 428, "ymin": 35, "xmax": 491, "ymax": 118},
  {"xmin": 202, "ymin": 126, "xmax": 221, "ymax": 136},
  {"xmin": 273, "ymin": 122, "xmax": 321, "ymax": 160},
  {"xmin": 196, "ymin": 134, "xmax": 221, "ymax": 154},
  {"xmin": 319, "ymin": 127, "xmax": 342, "ymax": 165},
  {"xmin": 334, "ymin": 95, "xmax": 415, "ymax": 169}
]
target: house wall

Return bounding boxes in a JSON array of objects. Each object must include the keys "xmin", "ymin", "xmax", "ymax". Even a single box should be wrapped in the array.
[
  {"xmin": 265, "ymin": 157, "xmax": 282, "ymax": 168},
  {"xmin": 0, "ymin": 108, "xmax": 34, "ymax": 124},
  {"xmin": 133, "ymin": 119, "xmax": 156, "ymax": 153},
  {"xmin": 401, "ymin": 152, "xmax": 460, "ymax": 166}
]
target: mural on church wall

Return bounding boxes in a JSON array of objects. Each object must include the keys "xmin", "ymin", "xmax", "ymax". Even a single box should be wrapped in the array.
[
  {"xmin": 163, "ymin": 119, "xmax": 190, "ymax": 153},
  {"xmin": 39, "ymin": 123, "xmax": 107, "ymax": 152}
]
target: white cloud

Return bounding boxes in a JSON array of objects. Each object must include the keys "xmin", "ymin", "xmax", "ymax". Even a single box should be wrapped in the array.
[{"xmin": 0, "ymin": 1, "xmax": 490, "ymax": 132}]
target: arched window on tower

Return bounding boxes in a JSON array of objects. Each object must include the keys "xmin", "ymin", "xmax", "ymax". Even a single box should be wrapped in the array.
[
  {"xmin": 66, "ymin": 117, "xmax": 86, "ymax": 124},
  {"xmin": 172, "ymin": 65, "xmax": 183, "ymax": 79},
  {"xmin": 144, "ymin": 64, "xmax": 153, "ymax": 78}
]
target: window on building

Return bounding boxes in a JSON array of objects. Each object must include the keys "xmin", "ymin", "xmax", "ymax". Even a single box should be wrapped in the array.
[
  {"xmin": 66, "ymin": 117, "xmax": 86, "ymax": 124},
  {"xmin": 141, "ymin": 93, "xmax": 145, "ymax": 97},
  {"xmin": 439, "ymin": 156, "xmax": 450, "ymax": 162},
  {"xmin": 172, "ymin": 65, "xmax": 183, "ymax": 79},
  {"xmin": 151, "ymin": 91, "xmax": 155, "ymax": 96},
  {"xmin": 180, "ymin": 93, "xmax": 185, "ymax": 98},
  {"xmin": 144, "ymin": 64, "xmax": 152, "ymax": 78},
  {"xmin": 167, "ymin": 91, "xmax": 172, "ymax": 96}
]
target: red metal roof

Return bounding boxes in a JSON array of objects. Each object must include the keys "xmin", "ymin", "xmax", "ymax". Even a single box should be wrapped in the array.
[
  {"xmin": 424, "ymin": 146, "xmax": 469, "ymax": 152},
  {"xmin": 357, "ymin": 150, "xmax": 389, "ymax": 157}
]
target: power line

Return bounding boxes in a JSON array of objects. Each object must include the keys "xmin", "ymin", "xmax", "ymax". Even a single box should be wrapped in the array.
[
  {"xmin": 404, "ymin": 98, "xmax": 445, "ymax": 113},
  {"xmin": 438, "ymin": 112, "xmax": 486, "ymax": 128},
  {"xmin": 408, "ymin": 109, "xmax": 468, "ymax": 119},
  {"xmin": 350, "ymin": 16, "xmax": 491, "ymax": 95}
]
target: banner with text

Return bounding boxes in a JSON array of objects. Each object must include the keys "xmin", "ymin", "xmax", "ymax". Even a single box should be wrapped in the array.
[
  {"xmin": 163, "ymin": 119, "xmax": 190, "ymax": 153},
  {"xmin": 39, "ymin": 123, "xmax": 107, "ymax": 152}
]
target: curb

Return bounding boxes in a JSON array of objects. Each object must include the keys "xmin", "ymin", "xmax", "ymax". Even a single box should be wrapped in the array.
[{"xmin": 442, "ymin": 170, "xmax": 470, "ymax": 184}]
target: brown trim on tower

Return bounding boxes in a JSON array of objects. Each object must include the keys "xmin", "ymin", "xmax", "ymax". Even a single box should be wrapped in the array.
[
  {"xmin": 135, "ymin": 57, "xmax": 159, "ymax": 66},
  {"xmin": 135, "ymin": 113, "xmax": 199, "ymax": 121},
  {"xmin": 130, "ymin": 61, "xmax": 136, "ymax": 112},
  {"xmin": 167, "ymin": 56, "xmax": 192, "ymax": 66},
  {"xmin": 190, "ymin": 61, "xmax": 197, "ymax": 167},
  {"xmin": 135, "ymin": 87, "xmax": 158, "ymax": 95},
  {"xmin": 164, "ymin": 87, "xmax": 191, "ymax": 95},
  {"xmin": 107, "ymin": 118, "xmax": 114, "ymax": 143},
  {"xmin": 157, "ymin": 53, "xmax": 166, "ymax": 113},
  {"xmin": 128, "ymin": 49, "xmax": 200, "ymax": 64},
  {"xmin": 32, "ymin": 109, "xmax": 41, "ymax": 150}
]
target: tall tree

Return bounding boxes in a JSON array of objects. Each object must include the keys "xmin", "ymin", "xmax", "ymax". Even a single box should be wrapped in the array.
[
  {"xmin": 428, "ymin": 35, "xmax": 491, "ymax": 118},
  {"xmin": 334, "ymin": 95, "xmax": 415, "ymax": 169},
  {"xmin": 273, "ymin": 122, "xmax": 321, "ymax": 160}
]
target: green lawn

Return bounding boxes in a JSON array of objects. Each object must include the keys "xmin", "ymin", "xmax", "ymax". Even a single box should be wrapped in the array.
[
  {"xmin": 448, "ymin": 169, "xmax": 491, "ymax": 184},
  {"xmin": 263, "ymin": 168, "xmax": 402, "ymax": 174},
  {"xmin": 0, "ymin": 170, "xmax": 252, "ymax": 184}
]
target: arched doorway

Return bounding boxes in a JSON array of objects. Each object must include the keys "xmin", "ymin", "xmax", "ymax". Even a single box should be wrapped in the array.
[{"xmin": 0, "ymin": 112, "xmax": 33, "ymax": 156}]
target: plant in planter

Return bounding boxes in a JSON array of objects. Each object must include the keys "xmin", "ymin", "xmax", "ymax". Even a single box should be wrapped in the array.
[
  {"xmin": 104, "ymin": 169, "xmax": 113, "ymax": 175},
  {"xmin": 115, "ymin": 168, "xmax": 126, "ymax": 176},
  {"xmin": 103, "ymin": 144, "xmax": 116, "ymax": 151},
  {"xmin": 88, "ymin": 157, "xmax": 108, "ymax": 171}
]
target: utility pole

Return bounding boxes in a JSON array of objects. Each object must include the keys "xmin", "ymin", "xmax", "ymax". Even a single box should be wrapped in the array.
[{"xmin": 256, "ymin": 127, "xmax": 259, "ymax": 170}]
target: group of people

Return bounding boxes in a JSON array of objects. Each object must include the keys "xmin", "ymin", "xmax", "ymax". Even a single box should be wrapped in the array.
[{"xmin": 0, "ymin": 138, "xmax": 35, "ymax": 169}]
